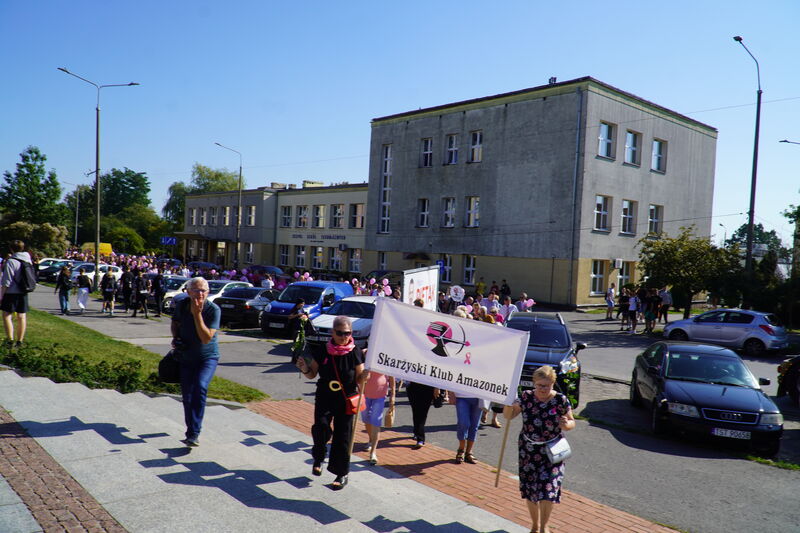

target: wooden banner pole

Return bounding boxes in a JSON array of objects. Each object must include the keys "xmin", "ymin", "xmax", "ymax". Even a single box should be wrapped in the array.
[
  {"xmin": 347, "ymin": 385, "xmax": 365, "ymax": 457},
  {"xmin": 494, "ymin": 420, "xmax": 512, "ymax": 488}
]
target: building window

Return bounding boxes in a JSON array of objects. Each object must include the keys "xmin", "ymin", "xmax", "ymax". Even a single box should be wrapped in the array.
[
  {"xmin": 279, "ymin": 244, "xmax": 289, "ymax": 266},
  {"xmin": 330, "ymin": 204, "xmax": 344, "ymax": 228},
  {"xmin": 441, "ymin": 197, "xmax": 456, "ymax": 228},
  {"xmin": 594, "ymin": 195, "xmax": 610, "ymax": 231},
  {"xmin": 378, "ymin": 251, "xmax": 387, "ymax": 271},
  {"xmin": 223, "ymin": 206, "xmax": 230, "ymax": 226},
  {"xmin": 379, "ymin": 144, "xmax": 392, "ymax": 233},
  {"xmin": 420, "ymin": 138, "xmax": 433, "ymax": 168},
  {"xmin": 209, "ymin": 207, "xmax": 217, "ymax": 226},
  {"xmin": 469, "ymin": 131, "xmax": 483, "ymax": 163},
  {"xmin": 445, "ymin": 134, "xmax": 458, "ymax": 165},
  {"xmin": 350, "ymin": 203, "xmax": 365, "ymax": 228},
  {"xmin": 440, "ymin": 254, "xmax": 452, "ymax": 283},
  {"xmin": 417, "ymin": 198, "xmax": 429, "ymax": 227},
  {"xmin": 329, "ymin": 247, "xmax": 342, "ymax": 271},
  {"xmin": 188, "ymin": 239, "xmax": 197, "ymax": 259},
  {"xmin": 280, "ymin": 206, "xmax": 292, "ymax": 228},
  {"xmin": 591, "ymin": 260, "xmax": 605, "ymax": 295},
  {"xmin": 246, "ymin": 205, "xmax": 256, "ymax": 226},
  {"xmin": 215, "ymin": 242, "xmax": 226, "ymax": 266},
  {"xmin": 620, "ymin": 200, "xmax": 636, "ymax": 234},
  {"xmin": 189, "ymin": 208, "xmax": 196, "ymax": 226},
  {"xmin": 199, "ymin": 208, "xmax": 207, "ymax": 226},
  {"xmin": 349, "ymin": 248, "xmax": 362, "ymax": 273},
  {"xmin": 244, "ymin": 242, "xmax": 254, "ymax": 263},
  {"xmin": 295, "ymin": 245, "xmax": 306, "ymax": 268},
  {"xmin": 313, "ymin": 205, "xmax": 325, "ymax": 228},
  {"xmin": 618, "ymin": 261, "xmax": 633, "ymax": 287},
  {"xmin": 648, "ymin": 204, "xmax": 663, "ymax": 234},
  {"xmin": 463, "ymin": 255, "xmax": 476, "ymax": 285},
  {"xmin": 651, "ymin": 139, "xmax": 667, "ymax": 172},
  {"xmin": 625, "ymin": 130, "xmax": 641, "ymax": 165},
  {"xmin": 311, "ymin": 246, "xmax": 324, "ymax": 269},
  {"xmin": 598, "ymin": 122, "xmax": 615, "ymax": 159},
  {"xmin": 296, "ymin": 205, "xmax": 308, "ymax": 228},
  {"xmin": 465, "ymin": 196, "xmax": 480, "ymax": 227}
]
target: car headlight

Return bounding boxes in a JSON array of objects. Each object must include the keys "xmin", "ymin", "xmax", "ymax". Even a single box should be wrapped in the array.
[
  {"xmin": 667, "ymin": 402, "xmax": 700, "ymax": 418},
  {"xmin": 760, "ymin": 413, "xmax": 783, "ymax": 425},
  {"xmin": 559, "ymin": 355, "xmax": 580, "ymax": 374}
]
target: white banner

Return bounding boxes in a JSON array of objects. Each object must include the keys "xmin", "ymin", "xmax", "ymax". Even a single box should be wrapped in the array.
[
  {"xmin": 402, "ymin": 265, "xmax": 439, "ymax": 311},
  {"xmin": 366, "ymin": 298, "xmax": 529, "ymax": 405}
]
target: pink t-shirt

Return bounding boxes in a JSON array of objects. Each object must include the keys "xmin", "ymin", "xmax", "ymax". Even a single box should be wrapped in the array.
[{"xmin": 364, "ymin": 371, "xmax": 390, "ymax": 399}]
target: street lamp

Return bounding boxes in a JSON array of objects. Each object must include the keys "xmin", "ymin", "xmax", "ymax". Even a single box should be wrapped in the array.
[
  {"xmin": 780, "ymin": 139, "xmax": 800, "ymax": 146},
  {"xmin": 719, "ymin": 223, "xmax": 727, "ymax": 245},
  {"xmin": 214, "ymin": 142, "xmax": 243, "ymax": 269},
  {"xmin": 732, "ymin": 36, "xmax": 762, "ymax": 280},
  {"xmin": 58, "ymin": 67, "xmax": 139, "ymax": 287}
]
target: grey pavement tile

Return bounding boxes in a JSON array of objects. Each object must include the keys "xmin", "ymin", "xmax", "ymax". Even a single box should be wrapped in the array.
[
  {"xmin": 0, "ymin": 502, "xmax": 42, "ymax": 533},
  {"xmin": 0, "ymin": 477, "xmax": 26, "ymax": 507}
]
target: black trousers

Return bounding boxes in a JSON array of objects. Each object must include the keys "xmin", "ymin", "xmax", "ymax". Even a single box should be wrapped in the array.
[
  {"xmin": 406, "ymin": 382, "xmax": 434, "ymax": 442},
  {"xmin": 312, "ymin": 394, "xmax": 354, "ymax": 476},
  {"xmin": 153, "ymin": 292, "xmax": 164, "ymax": 315}
]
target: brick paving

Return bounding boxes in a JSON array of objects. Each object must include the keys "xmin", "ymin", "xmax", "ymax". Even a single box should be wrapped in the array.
[
  {"xmin": 0, "ymin": 407, "xmax": 126, "ymax": 533},
  {"xmin": 248, "ymin": 399, "xmax": 676, "ymax": 533}
]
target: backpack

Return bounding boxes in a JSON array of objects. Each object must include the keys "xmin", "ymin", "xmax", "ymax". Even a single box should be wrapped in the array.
[{"xmin": 14, "ymin": 258, "xmax": 37, "ymax": 293}]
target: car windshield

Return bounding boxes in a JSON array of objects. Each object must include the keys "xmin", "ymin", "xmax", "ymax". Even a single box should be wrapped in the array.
[
  {"xmin": 278, "ymin": 285, "xmax": 324, "ymax": 303},
  {"xmin": 164, "ymin": 278, "xmax": 187, "ymax": 290},
  {"xmin": 664, "ymin": 352, "xmax": 759, "ymax": 388},
  {"xmin": 324, "ymin": 301, "xmax": 375, "ymax": 318},
  {"xmin": 764, "ymin": 314, "xmax": 783, "ymax": 327},
  {"xmin": 220, "ymin": 288, "xmax": 263, "ymax": 299},
  {"xmin": 207, "ymin": 281, "xmax": 230, "ymax": 295},
  {"xmin": 506, "ymin": 320, "xmax": 569, "ymax": 348}
]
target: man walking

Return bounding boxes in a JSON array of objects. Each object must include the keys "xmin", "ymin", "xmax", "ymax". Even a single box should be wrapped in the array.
[
  {"xmin": 152, "ymin": 268, "xmax": 165, "ymax": 317},
  {"xmin": 0, "ymin": 240, "xmax": 32, "ymax": 348}
]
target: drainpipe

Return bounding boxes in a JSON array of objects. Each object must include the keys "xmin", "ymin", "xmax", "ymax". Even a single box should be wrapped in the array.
[{"xmin": 567, "ymin": 87, "xmax": 584, "ymax": 307}]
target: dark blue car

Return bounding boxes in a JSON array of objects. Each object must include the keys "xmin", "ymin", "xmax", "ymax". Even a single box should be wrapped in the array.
[{"xmin": 630, "ymin": 341, "xmax": 783, "ymax": 456}]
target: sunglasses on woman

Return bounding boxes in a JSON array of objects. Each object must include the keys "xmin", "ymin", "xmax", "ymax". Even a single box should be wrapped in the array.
[{"xmin": 334, "ymin": 330, "xmax": 352, "ymax": 337}]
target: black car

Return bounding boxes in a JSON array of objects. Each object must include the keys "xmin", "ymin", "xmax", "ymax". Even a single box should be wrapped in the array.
[
  {"xmin": 505, "ymin": 313, "xmax": 587, "ymax": 407},
  {"xmin": 215, "ymin": 288, "xmax": 278, "ymax": 327},
  {"xmin": 777, "ymin": 354, "xmax": 800, "ymax": 406},
  {"xmin": 38, "ymin": 260, "xmax": 77, "ymax": 282},
  {"xmin": 630, "ymin": 341, "xmax": 783, "ymax": 456}
]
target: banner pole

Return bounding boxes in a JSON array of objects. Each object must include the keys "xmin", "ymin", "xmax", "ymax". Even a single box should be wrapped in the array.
[
  {"xmin": 348, "ymin": 385, "xmax": 365, "ymax": 457},
  {"xmin": 494, "ymin": 420, "xmax": 512, "ymax": 488}
]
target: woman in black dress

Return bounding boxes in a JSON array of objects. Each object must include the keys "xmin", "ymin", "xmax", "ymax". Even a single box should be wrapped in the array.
[
  {"xmin": 504, "ymin": 365, "xmax": 575, "ymax": 533},
  {"xmin": 296, "ymin": 315, "xmax": 366, "ymax": 490}
]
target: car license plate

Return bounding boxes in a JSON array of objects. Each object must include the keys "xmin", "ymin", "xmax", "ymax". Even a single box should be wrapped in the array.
[
  {"xmin": 519, "ymin": 380, "xmax": 533, "ymax": 387},
  {"xmin": 220, "ymin": 304, "xmax": 234, "ymax": 308},
  {"xmin": 269, "ymin": 322, "xmax": 284, "ymax": 329},
  {"xmin": 712, "ymin": 428, "xmax": 751, "ymax": 440}
]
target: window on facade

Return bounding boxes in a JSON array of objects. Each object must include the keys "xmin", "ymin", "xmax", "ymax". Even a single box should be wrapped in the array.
[
  {"xmin": 330, "ymin": 204, "xmax": 344, "ymax": 228},
  {"xmin": 441, "ymin": 197, "xmax": 456, "ymax": 228},
  {"xmin": 246, "ymin": 205, "xmax": 256, "ymax": 226},
  {"xmin": 223, "ymin": 206, "xmax": 230, "ymax": 226},
  {"xmin": 189, "ymin": 208, "xmax": 196, "ymax": 226},
  {"xmin": 215, "ymin": 242, "xmax": 226, "ymax": 266},
  {"xmin": 378, "ymin": 251, "xmax": 387, "ymax": 271},
  {"xmin": 591, "ymin": 260, "xmax": 605, "ymax": 294},
  {"xmin": 625, "ymin": 131, "xmax": 641, "ymax": 165},
  {"xmin": 280, "ymin": 206, "xmax": 292, "ymax": 227},
  {"xmin": 465, "ymin": 196, "xmax": 480, "ymax": 227},
  {"xmin": 379, "ymin": 145, "xmax": 391, "ymax": 233},
  {"xmin": 440, "ymin": 254, "xmax": 452, "ymax": 283},
  {"xmin": 188, "ymin": 239, "xmax": 197, "ymax": 258},
  {"xmin": 245, "ymin": 242, "xmax": 254, "ymax": 263},
  {"xmin": 651, "ymin": 139, "xmax": 667, "ymax": 172},
  {"xmin": 209, "ymin": 207, "xmax": 217, "ymax": 226},
  {"xmin": 313, "ymin": 205, "xmax": 325, "ymax": 228},
  {"xmin": 350, "ymin": 203, "xmax": 365, "ymax": 229},
  {"xmin": 199, "ymin": 208, "xmax": 207, "ymax": 226},
  {"xmin": 349, "ymin": 248, "xmax": 362, "ymax": 273},
  {"xmin": 618, "ymin": 261, "xmax": 633, "ymax": 287},
  {"xmin": 311, "ymin": 246, "xmax": 324, "ymax": 269},
  {"xmin": 445, "ymin": 134, "xmax": 458, "ymax": 165},
  {"xmin": 598, "ymin": 122, "xmax": 615, "ymax": 159},
  {"xmin": 295, "ymin": 245, "xmax": 306, "ymax": 268},
  {"xmin": 594, "ymin": 195, "xmax": 610, "ymax": 231},
  {"xmin": 648, "ymin": 204, "xmax": 663, "ymax": 234},
  {"xmin": 329, "ymin": 248, "xmax": 342, "ymax": 271},
  {"xmin": 463, "ymin": 255, "xmax": 476, "ymax": 285},
  {"xmin": 420, "ymin": 138, "xmax": 433, "ymax": 168},
  {"xmin": 296, "ymin": 205, "xmax": 308, "ymax": 228},
  {"xmin": 620, "ymin": 200, "xmax": 636, "ymax": 234},
  {"xmin": 417, "ymin": 198, "xmax": 429, "ymax": 227},
  {"xmin": 278, "ymin": 244, "xmax": 289, "ymax": 266},
  {"xmin": 469, "ymin": 131, "xmax": 483, "ymax": 162}
]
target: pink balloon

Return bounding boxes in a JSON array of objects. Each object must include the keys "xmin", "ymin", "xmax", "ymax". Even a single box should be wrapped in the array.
[
  {"xmin": 210, "ymin": 269, "xmax": 216, "ymax": 274},
  {"xmin": 383, "ymin": 286, "xmax": 392, "ymax": 296},
  {"xmin": 308, "ymin": 277, "xmax": 314, "ymax": 281},
  {"xmin": 303, "ymin": 272, "xmax": 310, "ymax": 278},
  {"xmin": 294, "ymin": 272, "xmax": 300, "ymax": 278},
  {"xmin": 242, "ymin": 268, "xmax": 248, "ymax": 275},
  {"xmin": 351, "ymin": 278, "xmax": 358, "ymax": 284},
  {"xmin": 382, "ymin": 279, "xmax": 389, "ymax": 286},
  {"xmin": 276, "ymin": 281, "xmax": 286, "ymax": 290},
  {"xmin": 526, "ymin": 298, "xmax": 535, "ymax": 307},
  {"xmin": 369, "ymin": 278, "xmax": 376, "ymax": 285}
]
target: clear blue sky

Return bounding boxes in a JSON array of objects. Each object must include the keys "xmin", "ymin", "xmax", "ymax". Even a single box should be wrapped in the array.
[{"xmin": 2, "ymin": 1, "xmax": 798, "ymax": 247}]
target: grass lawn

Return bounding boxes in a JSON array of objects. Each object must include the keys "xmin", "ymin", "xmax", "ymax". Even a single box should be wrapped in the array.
[{"xmin": 6, "ymin": 308, "xmax": 266, "ymax": 404}]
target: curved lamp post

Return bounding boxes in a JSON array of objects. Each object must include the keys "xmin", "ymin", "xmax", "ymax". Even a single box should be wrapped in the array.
[
  {"xmin": 57, "ymin": 67, "xmax": 139, "ymax": 286},
  {"xmin": 214, "ymin": 142, "xmax": 243, "ymax": 269}
]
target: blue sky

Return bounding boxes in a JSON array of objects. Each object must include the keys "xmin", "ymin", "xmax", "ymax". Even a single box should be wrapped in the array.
[{"xmin": 1, "ymin": 1, "xmax": 798, "ymax": 247}]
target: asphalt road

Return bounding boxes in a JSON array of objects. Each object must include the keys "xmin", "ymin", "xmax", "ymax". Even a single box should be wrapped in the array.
[{"xmin": 25, "ymin": 290, "xmax": 800, "ymax": 533}]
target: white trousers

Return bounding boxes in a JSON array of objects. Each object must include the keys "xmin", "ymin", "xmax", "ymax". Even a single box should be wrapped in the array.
[{"xmin": 77, "ymin": 288, "xmax": 90, "ymax": 310}]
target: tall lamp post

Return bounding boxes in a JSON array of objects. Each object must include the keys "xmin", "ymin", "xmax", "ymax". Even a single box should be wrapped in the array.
[
  {"xmin": 57, "ymin": 67, "xmax": 139, "ymax": 287},
  {"xmin": 733, "ymin": 36, "xmax": 762, "ymax": 280},
  {"xmin": 214, "ymin": 142, "xmax": 243, "ymax": 269}
]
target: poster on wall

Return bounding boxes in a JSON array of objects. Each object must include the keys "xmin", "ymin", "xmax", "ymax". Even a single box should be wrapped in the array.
[{"xmin": 402, "ymin": 265, "xmax": 439, "ymax": 311}]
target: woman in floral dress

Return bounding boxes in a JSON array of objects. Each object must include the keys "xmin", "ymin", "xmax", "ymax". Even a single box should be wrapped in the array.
[{"xmin": 504, "ymin": 365, "xmax": 575, "ymax": 533}]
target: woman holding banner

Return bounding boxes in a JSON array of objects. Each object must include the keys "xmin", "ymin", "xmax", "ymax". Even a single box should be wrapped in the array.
[
  {"xmin": 503, "ymin": 365, "xmax": 575, "ymax": 533},
  {"xmin": 296, "ymin": 315, "xmax": 366, "ymax": 490}
]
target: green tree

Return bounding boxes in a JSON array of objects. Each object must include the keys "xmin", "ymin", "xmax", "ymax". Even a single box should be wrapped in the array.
[
  {"xmin": 110, "ymin": 204, "xmax": 172, "ymax": 251},
  {"xmin": 161, "ymin": 163, "xmax": 242, "ymax": 226},
  {"xmin": 105, "ymin": 223, "xmax": 146, "ymax": 254},
  {"xmin": 62, "ymin": 184, "xmax": 93, "ymax": 245},
  {"xmin": 95, "ymin": 168, "xmax": 151, "ymax": 216},
  {"xmin": 0, "ymin": 146, "xmax": 68, "ymax": 226},
  {"xmin": 725, "ymin": 222, "xmax": 789, "ymax": 261},
  {"xmin": 0, "ymin": 221, "xmax": 69, "ymax": 257}
]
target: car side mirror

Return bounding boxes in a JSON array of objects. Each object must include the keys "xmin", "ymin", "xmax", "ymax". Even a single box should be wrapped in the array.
[
  {"xmin": 575, "ymin": 342, "xmax": 587, "ymax": 352},
  {"xmin": 759, "ymin": 377, "xmax": 770, "ymax": 386},
  {"xmin": 647, "ymin": 366, "xmax": 660, "ymax": 377}
]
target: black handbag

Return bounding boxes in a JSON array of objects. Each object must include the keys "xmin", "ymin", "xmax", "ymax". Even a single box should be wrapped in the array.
[{"xmin": 158, "ymin": 349, "xmax": 182, "ymax": 383}]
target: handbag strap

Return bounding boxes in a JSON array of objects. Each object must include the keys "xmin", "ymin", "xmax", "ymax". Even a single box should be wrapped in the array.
[
  {"xmin": 330, "ymin": 355, "xmax": 350, "ymax": 402},
  {"xmin": 522, "ymin": 433, "xmax": 561, "ymax": 446}
]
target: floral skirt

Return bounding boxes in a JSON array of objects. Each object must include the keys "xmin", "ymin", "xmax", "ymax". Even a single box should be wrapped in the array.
[{"xmin": 518, "ymin": 437, "xmax": 565, "ymax": 503}]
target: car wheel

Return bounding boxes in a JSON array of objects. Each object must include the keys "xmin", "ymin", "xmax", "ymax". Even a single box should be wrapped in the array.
[
  {"xmin": 629, "ymin": 372, "xmax": 642, "ymax": 407},
  {"xmin": 743, "ymin": 338, "xmax": 766, "ymax": 358},
  {"xmin": 668, "ymin": 329, "xmax": 689, "ymax": 341},
  {"xmin": 651, "ymin": 401, "xmax": 668, "ymax": 435},
  {"xmin": 757, "ymin": 440, "xmax": 781, "ymax": 458},
  {"xmin": 163, "ymin": 297, "xmax": 172, "ymax": 313}
]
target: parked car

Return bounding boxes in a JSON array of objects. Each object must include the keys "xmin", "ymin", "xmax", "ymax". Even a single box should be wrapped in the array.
[
  {"xmin": 777, "ymin": 354, "xmax": 800, "ymax": 407},
  {"xmin": 504, "ymin": 313, "xmax": 587, "ymax": 407},
  {"xmin": 38, "ymin": 260, "xmax": 77, "ymax": 282},
  {"xmin": 630, "ymin": 341, "xmax": 783, "ymax": 456},
  {"xmin": 37, "ymin": 258, "xmax": 63, "ymax": 271},
  {"xmin": 307, "ymin": 295, "xmax": 377, "ymax": 348},
  {"xmin": 206, "ymin": 280, "xmax": 253, "ymax": 303},
  {"xmin": 186, "ymin": 261, "xmax": 221, "ymax": 272},
  {"xmin": 247, "ymin": 265, "xmax": 284, "ymax": 276},
  {"xmin": 71, "ymin": 264, "xmax": 121, "ymax": 282},
  {"xmin": 149, "ymin": 275, "xmax": 190, "ymax": 311},
  {"xmin": 663, "ymin": 309, "xmax": 788, "ymax": 357},
  {"xmin": 215, "ymin": 288, "xmax": 279, "ymax": 327},
  {"xmin": 259, "ymin": 281, "xmax": 354, "ymax": 336}
]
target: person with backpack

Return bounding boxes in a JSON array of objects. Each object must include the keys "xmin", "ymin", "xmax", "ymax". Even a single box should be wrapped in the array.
[
  {"xmin": 119, "ymin": 265, "xmax": 134, "ymax": 313},
  {"xmin": 131, "ymin": 270, "xmax": 151, "ymax": 318},
  {"xmin": 100, "ymin": 270, "xmax": 118, "ymax": 316},
  {"xmin": 152, "ymin": 268, "xmax": 165, "ymax": 317},
  {"xmin": 54, "ymin": 265, "xmax": 73, "ymax": 315},
  {"xmin": 75, "ymin": 267, "xmax": 92, "ymax": 314},
  {"xmin": 0, "ymin": 240, "xmax": 33, "ymax": 347}
]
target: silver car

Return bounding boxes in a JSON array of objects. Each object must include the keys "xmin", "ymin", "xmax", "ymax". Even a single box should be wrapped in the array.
[{"xmin": 663, "ymin": 309, "xmax": 788, "ymax": 357}]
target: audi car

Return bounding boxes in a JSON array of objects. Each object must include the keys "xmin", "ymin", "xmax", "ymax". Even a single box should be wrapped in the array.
[{"xmin": 216, "ymin": 287, "xmax": 279, "ymax": 327}]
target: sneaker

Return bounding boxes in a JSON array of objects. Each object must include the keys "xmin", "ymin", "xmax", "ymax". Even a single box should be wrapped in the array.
[
  {"xmin": 412, "ymin": 440, "xmax": 424, "ymax": 449},
  {"xmin": 181, "ymin": 437, "xmax": 199, "ymax": 447},
  {"xmin": 369, "ymin": 452, "xmax": 378, "ymax": 465}
]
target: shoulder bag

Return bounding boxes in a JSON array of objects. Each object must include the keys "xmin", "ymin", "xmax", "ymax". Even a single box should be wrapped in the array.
[
  {"xmin": 331, "ymin": 355, "xmax": 365, "ymax": 415},
  {"xmin": 523, "ymin": 433, "xmax": 572, "ymax": 464},
  {"xmin": 158, "ymin": 348, "xmax": 182, "ymax": 384}
]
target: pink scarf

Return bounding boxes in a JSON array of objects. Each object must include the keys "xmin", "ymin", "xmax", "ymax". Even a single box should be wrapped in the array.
[{"xmin": 326, "ymin": 339, "xmax": 355, "ymax": 356}]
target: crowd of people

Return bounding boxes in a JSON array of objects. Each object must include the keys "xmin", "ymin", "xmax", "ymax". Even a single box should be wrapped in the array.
[{"xmin": 610, "ymin": 284, "xmax": 673, "ymax": 334}]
